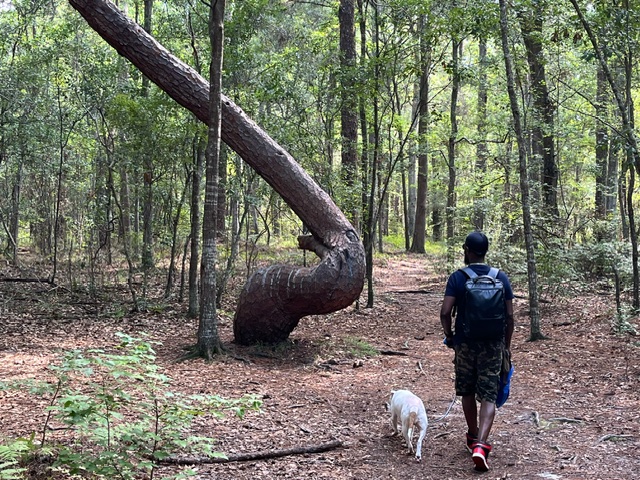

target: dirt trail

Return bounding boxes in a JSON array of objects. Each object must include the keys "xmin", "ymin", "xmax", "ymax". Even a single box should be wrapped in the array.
[{"xmin": 0, "ymin": 253, "xmax": 639, "ymax": 479}]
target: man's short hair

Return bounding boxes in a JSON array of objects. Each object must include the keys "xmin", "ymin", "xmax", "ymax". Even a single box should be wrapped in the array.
[{"xmin": 464, "ymin": 231, "xmax": 489, "ymax": 256}]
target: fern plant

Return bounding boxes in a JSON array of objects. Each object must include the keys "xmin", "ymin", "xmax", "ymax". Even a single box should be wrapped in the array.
[
  {"xmin": 0, "ymin": 438, "xmax": 28, "ymax": 480},
  {"xmin": 0, "ymin": 433, "xmax": 49, "ymax": 480}
]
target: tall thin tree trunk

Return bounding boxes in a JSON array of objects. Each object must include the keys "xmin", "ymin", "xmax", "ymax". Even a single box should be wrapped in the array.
[
  {"xmin": 446, "ymin": 38, "xmax": 460, "ymax": 262},
  {"xmin": 627, "ymin": 165, "xmax": 638, "ymax": 309},
  {"xmin": 197, "ymin": 0, "xmax": 226, "ymax": 359},
  {"xmin": 594, "ymin": 65, "xmax": 609, "ymax": 221},
  {"xmin": 141, "ymin": 0, "xmax": 154, "ymax": 277},
  {"xmin": 51, "ymin": 84, "xmax": 80, "ymax": 284},
  {"xmin": 51, "ymin": 89, "xmax": 65, "ymax": 284},
  {"xmin": 357, "ymin": 0, "xmax": 371, "ymax": 309},
  {"xmin": 217, "ymin": 144, "xmax": 227, "ymax": 236},
  {"xmin": 188, "ymin": 136, "xmax": 205, "ymax": 318},
  {"xmin": 165, "ymin": 168, "xmax": 190, "ymax": 298},
  {"xmin": 339, "ymin": 0, "xmax": 359, "ymax": 226},
  {"xmin": 474, "ymin": 37, "xmax": 488, "ymax": 231},
  {"xmin": 499, "ymin": 0, "xmax": 544, "ymax": 341},
  {"xmin": 9, "ymin": 160, "xmax": 22, "ymax": 264},
  {"xmin": 407, "ymin": 143, "xmax": 417, "ymax": 246},
  {"xmin": 364, "ymin": 1, "xmax": 381, "ymax": 308},
  {"xmin": 518, "ymin": 0, "xmax": 558, "ymax": 218},
  {"xmin": 410, "ymin": 14, "xmax": 430, "ymax": 253},
  {"xmin": 619, "ymin": 159, "xmax": 629, "ymax": 239},
  {"xmin": 623, "ymin": 14, "xmax": 639, "ymax": 310},
  {"xmin": 605, "ymin": 137, "xmax": 618, "ymax": 215}
]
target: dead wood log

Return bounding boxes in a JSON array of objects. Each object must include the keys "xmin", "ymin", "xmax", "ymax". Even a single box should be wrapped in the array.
[
  {"xmin": 157, "ymin": 439, "xmax": 344, "ymax": 465},
  {"xmin": 378, "ymin": 350, "xmax": 408, "ymax": 356},
  {"xmin": 67, "ymin": 0, "xmax": 365, "ymax": 345},
  {"xmin": 0, "ymin": 277, "xmax": 53, "ymax": 284}
]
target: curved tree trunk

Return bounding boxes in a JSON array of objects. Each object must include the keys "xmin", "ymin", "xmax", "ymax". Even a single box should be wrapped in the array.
[{"xmin": 69, "ymin": 0, "xmax": 366, "ymax": 345}]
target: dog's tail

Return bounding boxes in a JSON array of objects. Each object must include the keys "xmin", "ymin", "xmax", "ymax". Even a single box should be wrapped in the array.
[
  {"xmin": 407, "ymin": 411, "xmax": 417, "ymax": 438},
  {"xmin": 386, "ymin": 390, "xmax": 397, "ymax": 412}
]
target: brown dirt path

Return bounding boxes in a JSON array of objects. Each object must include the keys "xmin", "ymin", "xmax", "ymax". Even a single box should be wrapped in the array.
[{"xmin": 0, "ymin": 253, "xmax": 639, "ymax": 479}]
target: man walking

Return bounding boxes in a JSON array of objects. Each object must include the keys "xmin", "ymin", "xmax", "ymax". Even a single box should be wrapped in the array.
[{"xmin": 440, "ymin": 231, "xmax": 514, "ymax": 472}]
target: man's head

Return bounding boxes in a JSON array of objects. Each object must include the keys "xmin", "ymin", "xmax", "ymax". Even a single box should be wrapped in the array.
[{"xmin": 463, "ymin": 231, "xmax": 489, "ymax": 264}]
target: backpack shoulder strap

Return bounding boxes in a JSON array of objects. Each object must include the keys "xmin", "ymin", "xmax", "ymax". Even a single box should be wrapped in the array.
[
  {"xmin": 488, "ymin": 267, "xmax": 499, "ymax": 279},
  {"xmin": 460, "ymin": 267, "xmax": 477, "ymax": 279}
]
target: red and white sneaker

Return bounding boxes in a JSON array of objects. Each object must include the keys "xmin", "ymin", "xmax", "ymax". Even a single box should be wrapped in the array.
[{"xmin": 471, "ymin": 441, "xmax": 492, "ymax": 472}]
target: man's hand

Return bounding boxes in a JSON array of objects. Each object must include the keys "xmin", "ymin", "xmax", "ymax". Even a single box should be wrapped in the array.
[{"xmin": 444, "ymin": 334, "xmax": 454, "ymax": 348}]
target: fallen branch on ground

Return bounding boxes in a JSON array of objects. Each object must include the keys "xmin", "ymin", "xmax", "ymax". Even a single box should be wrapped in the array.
[
  {"xmin": 597, "ymin": 434, "xmax": 633, "ymax": 443},
  {"xmin": 157, "ymin": 439, "xmax": 344, "ymax": 465},
  {"xmin": 379, "ymin": 350, "xmax": 408, "ymax": 356},
  {"xmin": 549, "ymin": 417, "xmax": 583, "ymax": 424},
  {"xmin": 0, "ymin": 277, "xmax": 53, "ymax": 284},
  {"xmin": 387, "ymin": 289, "xmax": 436, "ymax": 295}
]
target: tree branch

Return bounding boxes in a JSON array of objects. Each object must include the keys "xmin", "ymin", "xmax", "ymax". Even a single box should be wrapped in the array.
[{"xmin": 158, "ymin": 439, "xmax": 344, "ymax": 465}]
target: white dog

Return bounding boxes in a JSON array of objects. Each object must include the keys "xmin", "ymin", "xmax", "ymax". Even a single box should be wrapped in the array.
[{"xmin": 389, "ymin": 389, "xmax": 428, "ymax": 461}]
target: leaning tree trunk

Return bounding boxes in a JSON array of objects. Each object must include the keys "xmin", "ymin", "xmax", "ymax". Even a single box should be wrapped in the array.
[{"xmin": 69, "ymin": 0, "xmax": 366, "ymax": 345}]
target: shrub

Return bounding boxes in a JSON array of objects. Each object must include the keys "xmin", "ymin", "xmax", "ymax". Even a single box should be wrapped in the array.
[{"xmin": 0, "ymin": 333, "xmax": 262, "ymax": 480}]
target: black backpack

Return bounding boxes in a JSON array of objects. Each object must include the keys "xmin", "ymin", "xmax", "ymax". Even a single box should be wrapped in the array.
[{"xmin": 460, "ymin": 267, "xmax": 506, "ymax": 341}]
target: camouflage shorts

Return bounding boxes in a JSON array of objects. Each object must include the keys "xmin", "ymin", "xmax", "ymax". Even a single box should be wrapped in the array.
[{"xmin": 454, "ymin": 341, "xmax": 503, "ymax": 403}]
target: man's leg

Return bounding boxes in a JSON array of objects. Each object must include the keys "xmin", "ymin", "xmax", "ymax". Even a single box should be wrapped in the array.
[
  {"xmin": 477, "ymin": 400, "xmax": 496, "ymax": 442},
  {"xmin": 472, "ymin": 402, "xmax": 495, "ymax": 472},
  {"xmin": 455, "ymin": 343, "xmax": 479, "ymax": 452},
  {"xmin": 461, "ymin": 395, "xmax": 478, "ymax": 437},
  {"xmin": 471, "ymin": 342, "xmax": 502, "ymax": 471},
  {"xmin": 461, "ymin": 394, "xmax": 479, "ymax": 452}
]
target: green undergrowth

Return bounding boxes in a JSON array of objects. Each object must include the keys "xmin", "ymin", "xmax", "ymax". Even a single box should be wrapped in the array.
[
  {"xmin": 0, "ymin": 333, "xmax": 262, "ymax": 480},
  {"xmin": 343, "ymin": 336, "xmax": 380, "ymax": 357}
]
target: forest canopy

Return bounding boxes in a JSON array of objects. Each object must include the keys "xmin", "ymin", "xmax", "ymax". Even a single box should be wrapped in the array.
[{"xmin": 1, "ymin": 0, "xmax": 639, "ymax": 332}]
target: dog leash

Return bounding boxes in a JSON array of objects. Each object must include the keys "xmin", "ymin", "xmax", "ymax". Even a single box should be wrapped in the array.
[{"xmin": 429, "ymin": 393, "xmax": 458, "ymax": 424}]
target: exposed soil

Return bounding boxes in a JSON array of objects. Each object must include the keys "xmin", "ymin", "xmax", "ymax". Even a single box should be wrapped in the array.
[{"xmin": 1, "ymin": 252, "xmax": 639, "ymax": 479}]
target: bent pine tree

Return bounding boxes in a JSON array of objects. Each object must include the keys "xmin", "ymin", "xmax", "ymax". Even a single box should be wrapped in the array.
[{"xmin": 68, "ymin": 0, "xmax": 366, "ymax": 345}]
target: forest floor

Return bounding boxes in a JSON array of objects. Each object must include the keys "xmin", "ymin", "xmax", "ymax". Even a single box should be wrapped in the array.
[{"xmin": 0, "ymin": 251, "xmax": 639, "ymax": 479}]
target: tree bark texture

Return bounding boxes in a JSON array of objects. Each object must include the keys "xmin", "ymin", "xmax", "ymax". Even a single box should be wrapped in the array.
[
  {"xmin": 159, "ymin": 439, "xmax": 343, "ymax": 465},
  {"xmin": 410, "ymin": 14, "xmax": 430, "ymax": 253},
  {"xmin": 474, "ymin": 37, "xmax": 488, "ymax": 231},
  {"xmin": 339, "ymin": 0, "xmax": 359, "ymax": 225},
  {"xmin": 446, "ymin": 39, "xmax": 460, "ymax": 250},
  {"xmin": 68, "ymin": 0, "xmax": 365, "ymax": 345},
  {"xmin": 197, "ymin": 0, "xmax": 225, "ymax": 359},
  {"xmin": 357, "ymin": 0, "xmax": 372, "ymax": 308},
  {"xmin": 518, "ymin": 2, "xmax": 559, "ymax": 217},
  {"xmin": 594, "ymin": 65, "xmax": 609, "ymax": 220},
  {"xmin": 188, "ymin": 135, "xmax": 204, "ymax": 318},
  {"xmin": 141, "ymin": 0, "xmax": 154, "ymax": 270}
]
